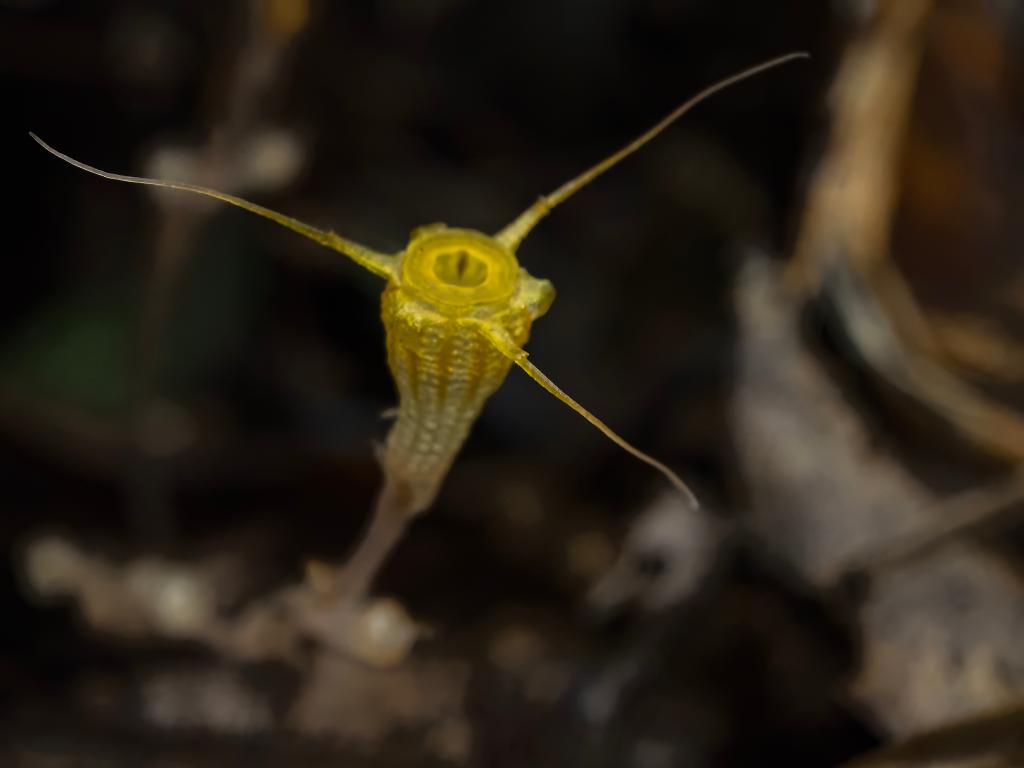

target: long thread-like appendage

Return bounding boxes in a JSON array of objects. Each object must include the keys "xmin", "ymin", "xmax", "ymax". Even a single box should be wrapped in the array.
[
  {"xmin": 495, "ymin": 52, "xmax": 808, "ymax": 251},
  {"xmin": 29, "ymin": 133, "xmax": 397, "ymax": 278},
  {"xmin": 479, "ymin": 325, "xmax": 699, "ymax": 508}
]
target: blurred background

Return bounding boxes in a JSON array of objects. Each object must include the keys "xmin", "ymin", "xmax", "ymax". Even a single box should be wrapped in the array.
[{"xmin": 2, "ymin": 0, "xmax": 1024, "ymax": 765}]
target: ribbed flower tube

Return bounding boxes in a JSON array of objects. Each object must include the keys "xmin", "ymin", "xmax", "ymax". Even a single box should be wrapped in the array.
[{"xmin": 380, "ymin": 283, "xmax": 532, "ymax": 513}]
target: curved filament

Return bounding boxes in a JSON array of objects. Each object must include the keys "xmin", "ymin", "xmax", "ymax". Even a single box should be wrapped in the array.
[
  {"xmin": 495, "ymin": 52, "xmax": 808, "ymax": 251},
  {"xmin": 479, "ymin": 324, "xmax": 699, "ymax": 507},
  {"xmin": 30, "ymin": 133, "xmax": 396, "ymax": 279}
]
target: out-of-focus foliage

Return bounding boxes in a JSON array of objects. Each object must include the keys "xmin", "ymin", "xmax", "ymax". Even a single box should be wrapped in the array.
[{"xmin": 3, "ymin": 0, "xmax": 1024, "ymax": 766}]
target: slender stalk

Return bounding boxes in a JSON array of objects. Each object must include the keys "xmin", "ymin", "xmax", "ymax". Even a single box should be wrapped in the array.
[{"xmin": 333, "ymin": 470, "xmax": 420, "ymax": 602}]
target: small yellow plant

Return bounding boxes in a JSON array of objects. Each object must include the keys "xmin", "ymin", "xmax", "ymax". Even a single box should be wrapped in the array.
[{"xmin": 33, "ymin": 53, "xmax": 803, "ymax": 604}]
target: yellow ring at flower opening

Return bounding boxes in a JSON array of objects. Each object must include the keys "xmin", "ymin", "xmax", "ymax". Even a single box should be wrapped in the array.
[{"xmin": 400, "ymin": 229, "xmax": 519, "ymax": 308}]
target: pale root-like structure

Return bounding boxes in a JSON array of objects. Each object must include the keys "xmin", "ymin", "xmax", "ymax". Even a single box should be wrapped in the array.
[{"xmin": 32, "ymin": 52, "xmax": 804, "ymax": 607}]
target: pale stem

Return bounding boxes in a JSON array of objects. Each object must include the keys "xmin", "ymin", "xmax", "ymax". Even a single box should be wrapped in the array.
[{"xmin": 333, "ymin": 469, "xmax": 422, "ymax": 602}]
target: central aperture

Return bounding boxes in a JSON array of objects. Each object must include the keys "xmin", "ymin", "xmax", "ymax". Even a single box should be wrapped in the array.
[{"xmin": 433, "ymin": 250, "xmax": 489, "ymax": 288}]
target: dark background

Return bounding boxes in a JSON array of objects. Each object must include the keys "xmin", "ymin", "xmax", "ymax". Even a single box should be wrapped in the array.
[
  {"xmin": 2, "ymin": 0, "xmax": 827, "ymax": 540},
  {"xmin": 0, "ymin": 0, "xmax": 959, "ymax": 765}
]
